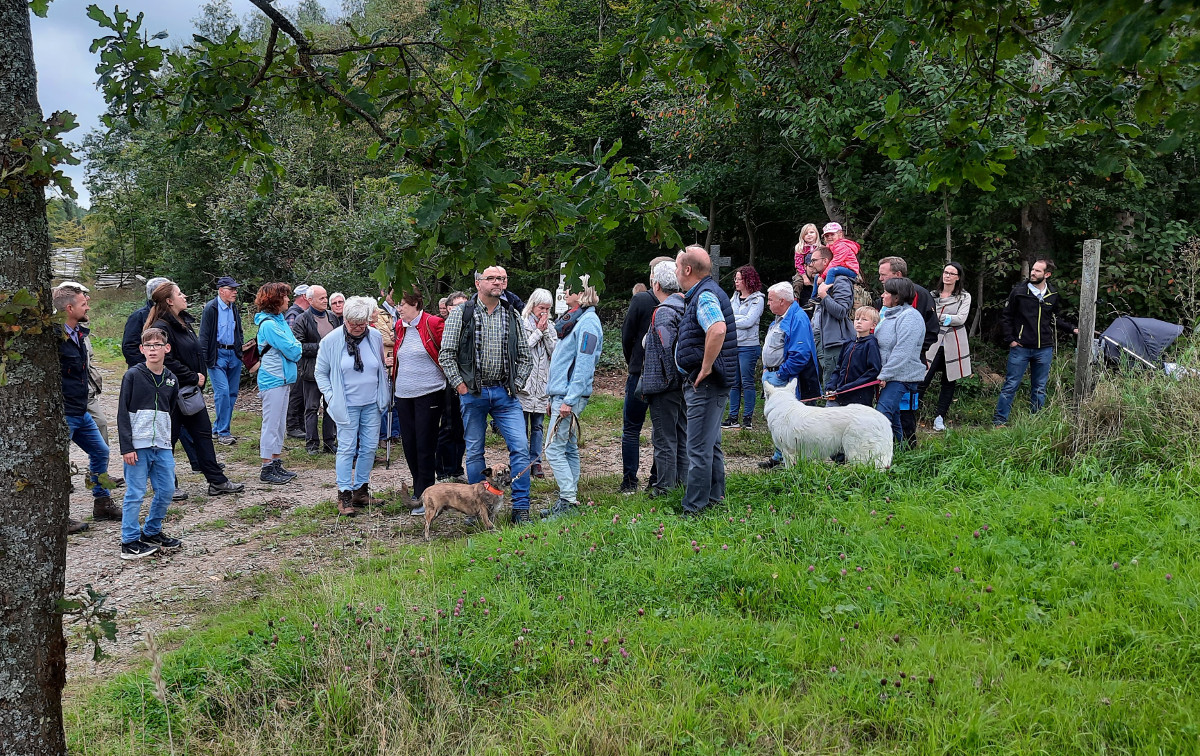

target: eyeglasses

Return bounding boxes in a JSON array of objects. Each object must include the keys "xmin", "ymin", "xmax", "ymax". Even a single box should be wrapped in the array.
[
  {"xmin": 142, "ymin": 343, "xmax": 167, "ymax": 349},
  {"xmin": 943, "ymin": 270, "xmax": 960, "ymax": 277},
  {"xmin": 482, "ymin": 276, "xmax": 508, "ymax": 282}
]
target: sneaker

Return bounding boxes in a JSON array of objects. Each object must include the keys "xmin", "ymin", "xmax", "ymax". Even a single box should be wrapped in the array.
[
  {"xmin": 92, "ymin": 496, "xmax": 122, "ymax": 521},
  {"xmin": 758, "ymin": 457, "xmax": 782, "ymax": 470},
  {"xmin": 120, "ymin": 540, "xmax": 159, "ymax": 560},
  {"xmin": 287, "ymin": 429, "xmax": 306, "ymax": 439},
  {"xmin": 141, "ymin": 531, "xmax": 182, "ymax": 549},
  {"xmin": 208, "ymin": 480, "xmax": 245, "ymax": 496},
  {"xmin": 216, "ymin": 435, "xmax": 237, "ymax": 446},
  {"xmin": 172, "ymin": 490, "xmax": 189, "ymax": 501},
  {"xmin": 933, "ymin": 416, "xmax": 946, "ymax": 432},
  {"xmin": 410, "ymin": 505, "xmax": 425, "ymax": 516},
  {"xmin": 741, "ymin": 416, "xmax": 754, "ymax": 430},
  {"xmin": 68, "ymin": 518, "xmax": 89, "ymax": 534},
  {"xmin": 306, "ymin": 447, "xmax": 321, "ymax": 456},
  {"xmin": 619, "ymin": 481, "xmax": 639, "ymax": 495},
  {"xmin": 721, "ymin": 417, "xmax": 738, "ymax": 429},
  {"xmin": 510, "ymin": 509, "xmax": 534, "ymax": 525},
  {"xmin": 260, "ymin": 465, "xmax": 291, "ymax": 485},
  {"xmin": 539, "ymin": 499, "xmax": 576, "ymax": 519}
]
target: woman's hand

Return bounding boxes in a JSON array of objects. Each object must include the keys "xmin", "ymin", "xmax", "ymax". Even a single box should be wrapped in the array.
[
  {"xmin": 196, "ymin": 374, "xmax": 205, "ymax": 388},
  {"xmin": 537, "ymin": 312, "xmax": 549, "ymax": 331}
]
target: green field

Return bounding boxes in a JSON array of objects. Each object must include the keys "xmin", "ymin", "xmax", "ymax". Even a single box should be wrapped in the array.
[{"xmin": 64, "ymin": 365, "xmax": 1200, "ymax": 754}]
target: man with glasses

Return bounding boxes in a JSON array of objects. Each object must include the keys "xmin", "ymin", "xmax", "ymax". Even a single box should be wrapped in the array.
[
  {"xmin": 439, "ymin": 266, "xmax": 534, "ymax": 523},
  {"xmin": 199, "ymin": 276, "xmax": 244, "ymax": 445}
]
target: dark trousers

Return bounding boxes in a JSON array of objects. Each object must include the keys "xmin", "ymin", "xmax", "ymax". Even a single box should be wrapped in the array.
[
  {"xmin": 919, "ymin": 347, "xmax": 957, "ymax": 419},
  {"xmin": 397, "ymin": 389, "xmax": 445, "ymax": 498},
  {"xmin": 435, "ymin": 386, "xmax": 465, "ymax": 478},
  {"xmin": 301, "ymin": 378, "xmax": 337, "ymax": 451},
  {"xmin": 286, "ymin": 377, "xmax": 305, "ymax": 433},
  {"xmin": 621, "ymin": 372, "xmax": 657, "ymax": 487},
  {"xmin": 648, "ymin": 389, "xmax": 688, "ymax": 491},
  {"xmin": 171, "ymin": 407, "xmax": 228, "ymax": 486},
  {"xmin": 681, "ymin": 380, "xmax": 726, "ymax": 513}
]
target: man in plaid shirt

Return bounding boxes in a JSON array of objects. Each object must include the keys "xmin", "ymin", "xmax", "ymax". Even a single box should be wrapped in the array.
[{"xmin": 440, "ymin": 266, "xmax": 534, "ymax": 522}]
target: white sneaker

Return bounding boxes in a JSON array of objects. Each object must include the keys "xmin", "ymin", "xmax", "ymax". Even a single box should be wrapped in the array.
[{"xmin": 933, "ymin": 416, "xmax": 946, "ymax": 432}]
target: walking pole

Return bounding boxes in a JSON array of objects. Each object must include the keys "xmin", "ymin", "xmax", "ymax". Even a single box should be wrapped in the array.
[{"xmin": 385, "ymin": 374, "xmax": 395, "ymax": 470}]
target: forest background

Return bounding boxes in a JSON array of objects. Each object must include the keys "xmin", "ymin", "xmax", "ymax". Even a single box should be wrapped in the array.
[{"xmin": 52, "ymin": 0, "xmax": 1200, "ymax": 334}]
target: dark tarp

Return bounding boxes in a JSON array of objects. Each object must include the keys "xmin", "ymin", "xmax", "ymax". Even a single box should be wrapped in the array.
[{"xmin": 1100, "ymin": 316, "xmax": 1184, "ymax": 366}]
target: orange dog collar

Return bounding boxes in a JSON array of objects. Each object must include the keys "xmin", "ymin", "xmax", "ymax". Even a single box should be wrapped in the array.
[{"xmin": 484, "ymin": 482, "xmax": 504, "ymax": 496}]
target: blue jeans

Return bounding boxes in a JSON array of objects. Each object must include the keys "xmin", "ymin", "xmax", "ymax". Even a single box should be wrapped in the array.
[
  {"xmin": 460, "ymin": 386, "xmax": 531, "ymax": 511},
  {"xmin": 121, "ymin": 447, "xmax": 175, "ymax": 543},
  {"xmin": 66, "ymin": 413, "xmax": 110, "ymax": 498},
  {"xmin": 545, "ymin": 396, "xmax": 587, "ymax": 503},
  {"xmin": 209, "ymin": 348, "xmax": 242, "ymax": 437},
  {"xmin": 876, "ymin": 381, "xmax": 919, "ymax": 442},
  {"xmin": 335, "ymin": 404, "xmax": 381, "ymax": 491},
  {"xmin": 727, "ymin": 345, "xmax": 761, "ymax": 420},
  {"xmin": 994, "ymin": 346, "xmax": 1054, "ymax": 424},
  {"xmin": 813, "ymin": 265, "xmax": 857, "ymax": 297},
  {"xmin": 525, "ymin": 411, "xmax": 545, "ymax": 465}
]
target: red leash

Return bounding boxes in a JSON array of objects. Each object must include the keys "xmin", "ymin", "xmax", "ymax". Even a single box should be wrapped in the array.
[{"xmin": 797, "ymin": 379, "xmax": 883, "ymax": 403}]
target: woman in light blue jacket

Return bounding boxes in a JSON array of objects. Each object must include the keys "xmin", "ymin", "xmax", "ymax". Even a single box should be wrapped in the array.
[
  {"xmin": 725, "ymin": 265, "xmax": 765, "ymax": 429},
  {"xmin": 541, "ymin": 283, "xmax": 604, "ymax": 518},
  {"xmin": 255, "ymin": 283, "xmax": 303, "ymax": 484},
  {"xmin": 315, "ymin": 296, "xmax": 391, "ymax": 516},
  {"xmin": 875, "ymin": 277, "xmax": 927, "ymax": 445}
]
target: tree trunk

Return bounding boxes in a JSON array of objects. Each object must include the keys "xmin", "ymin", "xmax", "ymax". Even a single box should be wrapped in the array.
[
  {"xmin": 970, "ymin": 263, "xmax": 984, "ymax": 339},
  {"xmin": 743, "ymin": 211, "xmax": 757, "ymax": 267},
  {"xmin": 704, "ymin": 197, "xmax": 716, "ymax": 251},
  {"xmin": 816, "ymin": 161, "xmax": 848, "ymax": 231},
  {"xmin": 944, "ymin": 191, "xmax": 953, "ymax": 263},
  {"xmin": 0, "ymin": 3, "xmax": 72, "ymax": 753},
  {"xmin": 1018, "ymin": 200, "xmax": 1055, "ymax": 274}
]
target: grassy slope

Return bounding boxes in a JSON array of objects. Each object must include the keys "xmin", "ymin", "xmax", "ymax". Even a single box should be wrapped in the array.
[{"xmin": 66, "ymin": 416, "xmax": 1200, "ymax": 754}]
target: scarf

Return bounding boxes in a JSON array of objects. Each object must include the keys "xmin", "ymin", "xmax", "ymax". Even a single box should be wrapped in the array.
[
  {"xmin": 345, "ymin": 328, "xmax": 367, "ymax": 372},
  {"xmin": 555, "ymin": 307, "xmax": 585, "ymax": 339}
]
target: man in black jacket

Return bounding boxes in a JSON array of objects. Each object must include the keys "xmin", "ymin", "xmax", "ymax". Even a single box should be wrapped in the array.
[
  {"xmin": 994, "ymin": 259, "xmax": 1078, "ymax": 425},
  {"xmin": 618, "ymin": 256, "xmax": 673, "ymax": 494},
  {"xmin": 877, "ymin": 257, "xmax": 941, "ymax": 446},
  {"xmin": 291, "ymin": 285, "xmax": 341, "ymax": 453},
  {"xmin": 54, "ymin": 284, "xmax": 121, "ymax": 531},
  {"xmin": 198, "ymin": 276, "xmax": 244, "ymax": 445}
]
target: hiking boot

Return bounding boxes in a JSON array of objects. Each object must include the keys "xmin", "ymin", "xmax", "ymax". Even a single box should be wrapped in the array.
[
  {"xmin": 758, "ymin": 457, "xmax": 782, "ymax": 470},
  {"xmin": 619, "ymin": 480, "xmax": 638, "ymax": 495},
  {"xmin": 532, "ymin": 463, "xmax": 545, "ymax": 479},
  {"xmin": 272, "ymin": 459, "xmax": 298, "ymax": 480},
  {"xmin": 352, "ymin": 483, "xmax": 383, "ymax": 508},
  {"xmin": 260, "ymin": 464, "xmax": 291, "ymax": 485},
  {"xmin": 68, "ymin": 518, "xmax": 89, "ymax": 534},
  {"xmin": 721, "ymin": 417, "xmax": 738, "ymax": 429},
  {"xmin": 141, "ymin": 531, "xmax": 182, "ymax": 550},
  {"xmin": 120, "ymin": 539, "xmax": 159, "ymax": 560},
  {"xmin": 208, "ymin": 480, "xmax": 245, "ymax": 496},
  {"xmin": 336, "ymin": 490, "xmax": 359, "ymax": 517},
  {"xmin": 172, "ymin": 490, "xmax": 189, "ymax": 501},
  {"xmin": 509, "ymin": 509, "xmax": 534, "ymax": 526},
  {"xmin": 933, "ymin": 415, "xmax": 946, "ymax": 432},
  {"xmin": 539, "ymin": 499, "xmax": 576, "ymax": 519},
  {"xmin": 216, "ymin": 435, "xmax": 237, "ymax": 446},
  {"xmin": 92, "ymin": 496, "xmax": 122, "ymax": 521}
]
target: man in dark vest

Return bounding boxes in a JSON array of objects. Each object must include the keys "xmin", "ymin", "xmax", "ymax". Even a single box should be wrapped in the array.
[
  {"xmin": 674, "ymin": 246, "xmax": 739, "ymax": 515},
  {"xmin": 438, "ymin": 266, "xmax": 534, "ymax": 523}
]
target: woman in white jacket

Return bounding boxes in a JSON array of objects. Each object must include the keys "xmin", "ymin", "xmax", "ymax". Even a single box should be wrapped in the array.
[
  {"xmin": 516, "ymin": 289, "xmax": 558, "ymax": 478},
  {"xmin": 921, "ymin": 261, "xmax": 972, "ymax": 431}
]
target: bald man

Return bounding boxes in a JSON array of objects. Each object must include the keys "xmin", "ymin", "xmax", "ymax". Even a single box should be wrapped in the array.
[
  {"xmin": 292, "ymin": 285, "xmax": 341, "ymax": 453},
  {"xmin": 674, "ymin": 246, "xmax": 739, "ymax": 515}
]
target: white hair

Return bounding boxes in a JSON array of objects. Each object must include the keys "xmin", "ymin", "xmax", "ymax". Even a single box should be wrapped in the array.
[
  {"xmin": 146, "ymin": 276, "xmax": 170, "ymax": 300},
  {"xmin": 523, "ymin": 288, "xmax": 553, "ymax": 318},
  {"xmin": 330, "ymin": 291, "xmax": 345, "ymax": 302},
  {"xmin": 342, "ymin": 296, "xmax": 375, "ymax": 323},
  {"xmin": 650, "ymin": 261, "xmax": 680, "ymax": 293},
  {"xmin": 768, "ymin": 282, "xmax": 795, "ymax": 301}
]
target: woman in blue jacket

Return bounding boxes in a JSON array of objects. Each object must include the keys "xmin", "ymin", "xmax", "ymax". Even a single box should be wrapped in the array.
[
  {"xmin": 255, "ymin": 283, "xmax": 304, "ymax": 484},
  {"xmin": 542, "ymin": 282, "xmax": 604, "ymax": 518}
]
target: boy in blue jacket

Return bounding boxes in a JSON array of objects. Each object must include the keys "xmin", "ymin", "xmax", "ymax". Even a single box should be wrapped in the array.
[{"xmin": 825, "ymin": 306, "xmax": 883, "ymax": 407}]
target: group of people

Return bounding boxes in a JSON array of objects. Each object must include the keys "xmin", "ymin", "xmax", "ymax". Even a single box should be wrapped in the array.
[{"xmin": 58, "ymin": 227, "xmax": 1080, "ymax": 554}]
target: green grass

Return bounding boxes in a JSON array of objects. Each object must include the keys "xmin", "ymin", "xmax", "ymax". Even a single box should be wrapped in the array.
[{"xmin": 65, "ymin": 411, "xmax": 1200, "ymax": 754}]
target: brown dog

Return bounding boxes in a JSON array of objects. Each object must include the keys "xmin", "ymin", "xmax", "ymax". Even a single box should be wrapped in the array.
[{"xmin": 403, "ymin": 466, "xmax": 512, "ymax": 540}]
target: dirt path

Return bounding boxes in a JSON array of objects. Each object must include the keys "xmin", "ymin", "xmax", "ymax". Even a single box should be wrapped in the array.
[{"xmin": 63, "ymin": 367, "xmax": 766, "ymax": 679}]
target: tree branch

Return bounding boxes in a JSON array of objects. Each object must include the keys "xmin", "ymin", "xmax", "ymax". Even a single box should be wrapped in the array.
[{"xmin": 230, "ymin": 23, "xmax": 278, "ymax": 115}]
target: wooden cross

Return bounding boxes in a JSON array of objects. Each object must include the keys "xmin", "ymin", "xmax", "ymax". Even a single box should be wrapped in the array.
[{"xmin": 710, "ymin": 244, "xmax": 732, "ymax": 283}]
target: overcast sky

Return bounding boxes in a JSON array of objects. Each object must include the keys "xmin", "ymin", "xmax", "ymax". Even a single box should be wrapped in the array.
[{"xmin": 31, "ymin": 1, "xmax": 339, "ymax": 207}]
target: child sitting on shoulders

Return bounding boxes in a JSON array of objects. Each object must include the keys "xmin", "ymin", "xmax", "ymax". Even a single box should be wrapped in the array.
[
  {"xmin": 826, "ymin": 306, "xmax": 882, "ymax": 407},
  {"xmin": 814, "ymin": 222, "xmax": 862, "ymax": 297},
  {"xmin": 117, "ymin": 327, "xmax": 181, "ymax": 560}
]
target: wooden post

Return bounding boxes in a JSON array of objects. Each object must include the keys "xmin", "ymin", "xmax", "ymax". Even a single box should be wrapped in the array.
[
  {"xmin": 710, "ymin": 244, "xmax": 731, "ymax": 284},
  {"xmin": 1074, "ymin": 239, "xmax": 1102, "ymax": 406}
]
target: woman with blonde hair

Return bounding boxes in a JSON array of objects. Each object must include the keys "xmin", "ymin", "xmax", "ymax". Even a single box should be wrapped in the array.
[
  {"xmin": 542, "ymin": 282, "xmax": 603, "ymax": 518},
  {"xmin": 516, "ymin": 288, "xmax": 558, "ymax": 478}
]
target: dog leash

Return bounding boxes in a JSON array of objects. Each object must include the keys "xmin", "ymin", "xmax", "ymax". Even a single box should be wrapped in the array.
[
  {"xmin": 509, "ymin": 410, "xmax": 581, "ymax": 481},
  {"xmin": 796, "ymin": 379, "xmax": 883, "ymax": 404}
]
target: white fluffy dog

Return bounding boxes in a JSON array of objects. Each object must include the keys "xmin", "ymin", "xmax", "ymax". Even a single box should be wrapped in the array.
[{"xmin": 761, "ymin": 378, "xmax": 893, "ymax": 470}]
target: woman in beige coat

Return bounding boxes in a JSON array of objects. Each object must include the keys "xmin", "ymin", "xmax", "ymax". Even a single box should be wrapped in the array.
[
  {"xmin": 922, "ymin": 261, "xmax": 972, "ymax": 431},
  {"xmin": 516, "ymin": 288, "xmax": 558, "ymax": 478}
]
